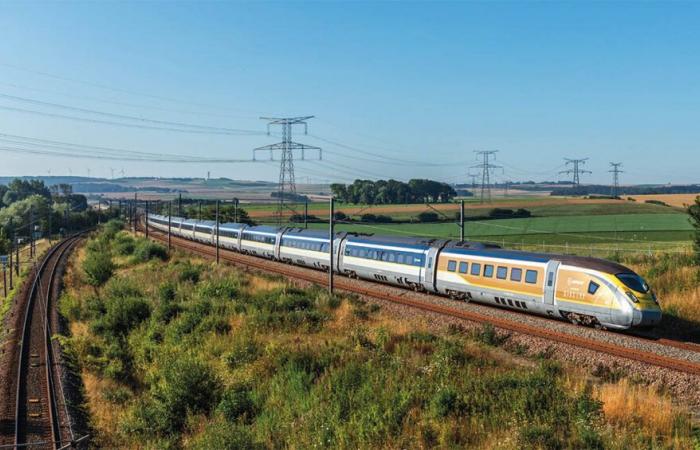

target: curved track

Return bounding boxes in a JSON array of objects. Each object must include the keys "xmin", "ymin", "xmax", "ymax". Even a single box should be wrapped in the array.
[
  {"xmin": 7, "ymin": 235, "xmax": 81, "ymax": 449},
  {"xmin": 144, "ymin": 226, "xmax": 700, "ymax": 376}
]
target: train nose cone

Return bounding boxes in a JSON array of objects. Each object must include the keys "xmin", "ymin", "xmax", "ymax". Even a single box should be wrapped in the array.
[{"xmin": 632, "ymin": 308, "xmax": 662, "ymax": 327}]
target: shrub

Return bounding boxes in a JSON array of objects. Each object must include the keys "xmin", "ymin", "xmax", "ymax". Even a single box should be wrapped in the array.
[
  {"xmin": 150, "ymin": 355, "xmax": 222, "ymax": 433},
  {"xmin": 416, "ymin": 211, "xmax": 439, "ymax": 222},
  {"xmin": 132, "ymin": 240, "xmax": 168, "ymax": 263},
  {"xmin": 91, "ymin": 296, "xmax": 151, "ymax": 339},
  {"xmin": 177, "ymin": 262, "xmax": 202, "ymax": 283},
  {"xmin": 218, "ymin": 384, "xmax": 257, "ymax": 423},
  {"xmin": 431, "ymin": 388, "xmax": 461, "ymax": 418},
  {"xmin": 102, "ymin": 219, "xmax": 124, "ymax": 240},
  {"xmin": 113, "ymin": 232, "xmax": 136, "ymax": 256},
  {"xmin": 82, "ymin": 250, "xmax": 114, "ymax": 289}
]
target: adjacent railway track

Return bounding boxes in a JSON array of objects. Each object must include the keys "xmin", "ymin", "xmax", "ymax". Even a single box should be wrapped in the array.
[
  {"xmin": 143, "ymin": 227, "xmax": 700, "ymax": 377},
  {"xmin": 1, "ymin": 235, "xmax": 83, "ymax": 450}
]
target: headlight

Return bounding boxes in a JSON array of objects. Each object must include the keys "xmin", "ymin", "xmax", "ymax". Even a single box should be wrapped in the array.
[{"xmin": 626, "ymin": 291, "xmax": 639, "ymax": 303}]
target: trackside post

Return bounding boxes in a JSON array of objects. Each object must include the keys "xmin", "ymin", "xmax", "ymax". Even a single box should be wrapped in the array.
[{"xmin": 329, "ymin": 196, "xmax": 334, "ymax": 294}]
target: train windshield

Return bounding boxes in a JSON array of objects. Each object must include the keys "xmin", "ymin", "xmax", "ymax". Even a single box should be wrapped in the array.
[{"xmin": 616, "ymin": 273, "xmax": 649, "ymax": 293}]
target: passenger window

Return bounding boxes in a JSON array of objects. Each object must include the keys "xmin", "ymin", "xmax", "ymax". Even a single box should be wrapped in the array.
[
  {"xmin": 458, "ymin": 262, "xmax": 468, "ymax": 273},
  {"xmin": 483, "ymin": 265, "xmax": 494, "ymax": 277},
  {"xmin": 588, "ymin": 281, "xmax": 600, "ymax": 295},
  {"xmin": 525, "ymin": 270, "xmax": 538, "ymax": 284},
  {"xmin": 510, "ymin": 268, "xmax": 522, "ymax": 282},
  {"xmin": 470, "ymin": 263, "xmax": 481, "ymax": 276},
  {"xmin": 389, "ymin": 253, "xmax": 396, "ymax": 263},
  {"xmin": 496, "ymin": 266, "xmax": 507, "ymax": 279},
  {"xmin": 447, "ymin": 260, "xmax": 457, "ymax": 272},
  {"xmin": 397, "ymin": 254, "xmax": 404, "ymax": 264}
]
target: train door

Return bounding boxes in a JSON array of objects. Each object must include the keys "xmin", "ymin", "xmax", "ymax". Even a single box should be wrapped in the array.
[
  {"xmin": 422, "ymin": 240, "xmax": 448, "ymax": 292},
  {"xmin": 335, "ymin": 233, "xmax": 348, "ymax": 272},
  {"xmin": 274, "ymin": 229, "xmax": 286, "ymax": 260},
  {"xmin": 543, "ymin": 260, "xmax": 560, "ymax": 305}
]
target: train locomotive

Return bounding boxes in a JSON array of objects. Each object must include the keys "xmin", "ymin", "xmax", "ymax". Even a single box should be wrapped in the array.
[{"xmin": 147, "ymin": 213, "xmax": 662, "ymax": 330}]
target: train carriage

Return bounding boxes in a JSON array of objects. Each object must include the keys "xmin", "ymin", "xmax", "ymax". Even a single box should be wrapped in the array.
[
  {"xmin": 218, "ymin": 222, "xmax": 247, "ymax": 251},
  {"xmin": 193, "ymin": 220, "xmax": 216, "ymax": 244},
  {"xmin": 240, "ymin": 225, "xmax": 279, "ymax": 258},
  {"xmin": 176, "ymin": 219, "xmax": 197, "ymax": 240},
  {"xmin": 339, "ymin": 235, "xmax": 430, "ymax": 289},
  {"xmin": 147, "ymin": 214, "xmax": 170, "ymax": 232},
  {"xmin": 278, "ymin": 228, "xmax": 331, "ymax": 269}
]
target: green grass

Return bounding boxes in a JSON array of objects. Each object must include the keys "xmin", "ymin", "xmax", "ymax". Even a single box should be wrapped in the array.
[{"xmin": 304, "ymin": 213, "xmax": 692, "ymax": 245}]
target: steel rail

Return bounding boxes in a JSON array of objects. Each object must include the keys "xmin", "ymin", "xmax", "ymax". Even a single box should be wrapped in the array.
[
  {"xmin": 13, "ymin": 235, "xmax": 82, "ymax": 450},
  {"xmin": 143, "ymin": 226, "xmax": 700, "ymax": 376}
]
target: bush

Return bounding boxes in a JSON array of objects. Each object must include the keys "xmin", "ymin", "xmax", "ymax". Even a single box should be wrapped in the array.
[
  {"xmin": 82, "ymin": 249, "xmax": 114, "ymax": 289},
  {"xmin": 113, "ymin": 232, "xmax": 136, "ymax": 256},
  {"xmin": 102, "ymin": 219, "xmax": 124, "ymax": 240},
  {"xmin": 218, "ymin": 384, "xmax": 257, "ymax": 422},
  {"xmin": 132, "ymin": 240, "xmax": 168, "ymax": 263},
  {"xmin": 488, "ymin": 208, "xmax": 531, "ymax": 219},
  {"xmin": 150, "ymin": 355, "xmax": 222, "ymax": 433},
  {"xmin": 177, "ymin": 262, "xmax": 202, "ymax": 283},
  {"xmin": 431, "ymin": 388, "xmax": 461, "ymax": 418},
  {"xmin": 416, "ymin": 211, "xmax": 439, "ymax": 222},
  {"xmin": 91, "ymin": 296, "xmax": 151, "ymax": 339}
]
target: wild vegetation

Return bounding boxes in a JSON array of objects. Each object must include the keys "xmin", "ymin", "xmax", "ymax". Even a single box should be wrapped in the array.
[{"xmin": 57, "ymin": 221, "xmax": 698, "ymax": 449}]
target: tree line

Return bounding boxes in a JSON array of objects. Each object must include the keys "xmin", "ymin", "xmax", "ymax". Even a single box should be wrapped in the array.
[
  {"xmin": 330, "ymin": 179, "xmax": 457, "ymax": 204},
  {"xmin": 0, "ymin": 179, "xmax": 93, "ymax": 254}
]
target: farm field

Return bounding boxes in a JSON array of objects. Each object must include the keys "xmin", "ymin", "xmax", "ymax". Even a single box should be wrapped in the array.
[
  {"xmin": 630, "ymin": 193, "xmax": 700, "ymax": 208},
  {"xmin": 246, "ymin": 197, "xmax": 681, "ymax": 220},
  {"xmin": 305, "ymin": 213, "xmax": 693, "ymax": 254}
]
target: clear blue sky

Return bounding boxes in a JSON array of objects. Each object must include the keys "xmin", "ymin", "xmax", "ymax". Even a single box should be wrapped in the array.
[{"xmin": 0, "ymin": 1, "xmax": 698, "ymax": 185}]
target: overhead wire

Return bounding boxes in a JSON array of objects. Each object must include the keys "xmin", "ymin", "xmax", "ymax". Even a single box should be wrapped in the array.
[{"xmin": 0, "ymin": 93, "xmax": 264, "ymax": 135}]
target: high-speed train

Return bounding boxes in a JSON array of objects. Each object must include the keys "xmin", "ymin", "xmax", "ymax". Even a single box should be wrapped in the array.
[{"xmin": 147, "ymin": 213, "xmax": 662, "ymax": 330}]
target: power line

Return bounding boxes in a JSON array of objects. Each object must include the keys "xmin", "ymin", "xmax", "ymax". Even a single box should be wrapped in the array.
[
  {"xmin": 0, "ymin": 62, "xmax": 267, "ymax": 116},
  {"xmin": 559, "ymin": 158, "xmax": 592, "ymax": 186},
  {"xmin": 609, "ymin": 162, "xmax": 624, "ymax": 197},
  {"xmin": 471, "ymin": 150, "xmax": 502, "ymax": 204},
  {"xmin": 254, "ymin": 116, "xmax": 321, "ymax": 224},
  {"xmin": 0, "ymin": 93, "xmax": 263, "ymax": 135}
]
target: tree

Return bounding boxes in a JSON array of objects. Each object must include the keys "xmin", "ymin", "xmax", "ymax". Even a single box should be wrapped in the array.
[{"xmin": 688, "ymin": 196, "xmax": 700, "ymax": 263}]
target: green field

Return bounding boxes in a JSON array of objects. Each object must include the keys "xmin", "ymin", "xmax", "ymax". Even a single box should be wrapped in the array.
[{"xmin": 300, "ymin": 213, "xmax": 693, "ymax": 255}]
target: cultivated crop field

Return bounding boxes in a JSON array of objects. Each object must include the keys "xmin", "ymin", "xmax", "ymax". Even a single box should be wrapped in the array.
[{"xmin": 630, "ymin": 193, "xmax": 700, "ymax": 208}]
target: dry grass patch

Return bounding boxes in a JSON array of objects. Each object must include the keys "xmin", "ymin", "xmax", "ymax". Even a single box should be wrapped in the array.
[
  {"xmin": 248, "ymin": 275, "xmax": 286, "ymax": 294},
  {"xmin": 597, "ymin": 379, "xmax": 693, "ymax": 440}
]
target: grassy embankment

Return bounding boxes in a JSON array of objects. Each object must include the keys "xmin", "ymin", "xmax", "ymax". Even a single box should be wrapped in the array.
[{"xmin": 57, "ymin": 221, "xmax": 698, "ymax": 449}]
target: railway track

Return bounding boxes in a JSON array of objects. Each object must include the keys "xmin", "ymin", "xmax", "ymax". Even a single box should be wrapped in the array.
[
  {"xmin": 143, "ymin": 227, "xmax": 700, "ymax": 376},
  {"xmin": 2, "ymin": 235, "xmax": 83, "ymax": 450}
]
